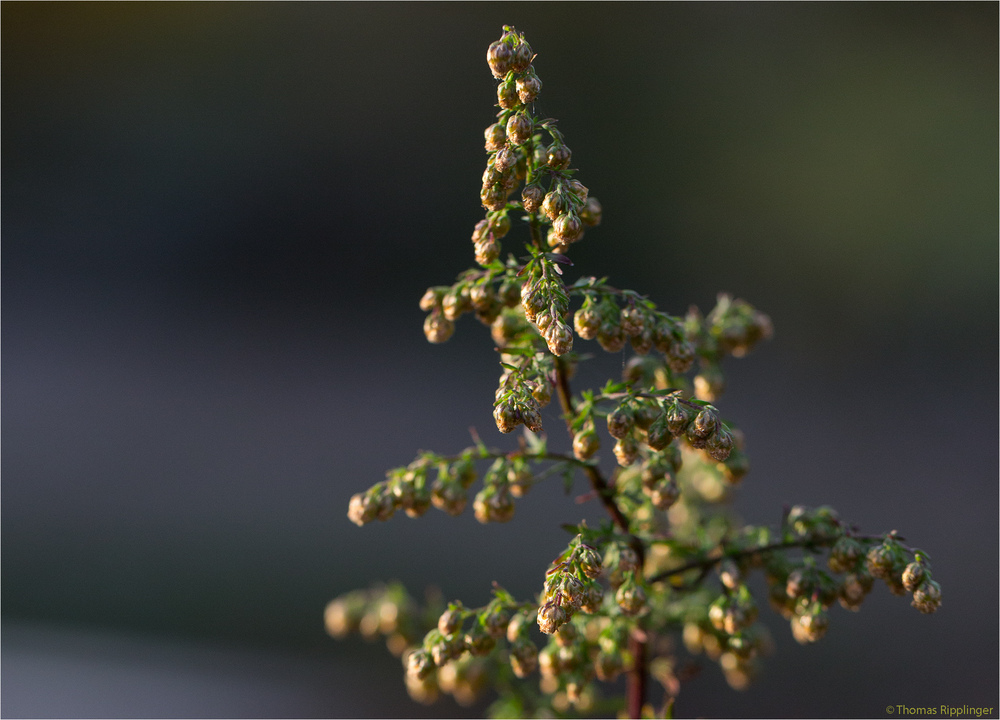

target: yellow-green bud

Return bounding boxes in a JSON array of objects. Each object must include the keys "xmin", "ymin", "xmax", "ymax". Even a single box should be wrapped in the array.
[{"xmin": 484, "ymin": 122, "xmax": 506, "ymax": 152}]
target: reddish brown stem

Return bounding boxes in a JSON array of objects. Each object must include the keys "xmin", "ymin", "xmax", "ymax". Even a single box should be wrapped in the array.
[{"xmin": 552, "ymin": 355, "xmax": 647, "ymax": 718}]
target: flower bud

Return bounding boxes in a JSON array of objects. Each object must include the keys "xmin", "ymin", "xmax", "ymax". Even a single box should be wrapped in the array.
[
  {"xmin": 827, "ymin": 536, "xmax": 863, "ymax": 573},
  {"xmin": 347, "ymin": 492, "xmax": 379, "ymax": 526},
  {"xmin": 514, "ymin": 71, "xmax": 541, "ymax": 105},
  {"xmin": 484, "ymin": 122, "xmax": 506, "ymax": 152},
  {"xmin": 663, "ymin": 403, "xmax": 689, "ymax": 437},
  {"xmin": 506, "ymin": 112, "xmax": 532, "ymax": 145},
  {"xmin": 576, "ymin": 544, "xmax": 603, "ymax": 579},
  {"xmin": 647, "ymin": 476, "xmax": 680, "ymax": 510},
  {"xmin": 901, "ymin": 561, "xmax": 925, "ymax": 592},
  {"xmin": 594, "ymin": 649, "xmax": 623, "ymax": 681},
  {"xmin": 579, "ymin": 196, "xmax": 602, "ymax": 226},
  {"xmin": 438, "ymin": 603, "xmax": 465, "ymax": 637},
  {"xmin": 620, "ymin": 306, "xmax": 644, "ymax": 337},
  {"xmin": 537, "ymin": 600, "xmax": 568, "ymax": 634},
  {"xmin": 406, "ymin": 648, "xmax": 436, "ymax": 680},
  {"xmin": 694, "ymin": 365, "xmax": 726, "ymax": 402},
  {"xmin": 574, "ymin": 305, "xmax": 601, "ymax": 340},
  {"xmin": 541, "ymin": 191, "xmax": 569, "ymax": 221},
  {"xmin": 578, "ymin": 582, "xmax": 604, "ymax": 614},
  {"xmin": 487, "ymin": 40, "xmax": 513, "ymax": 79},
  {"xmin": 419, "ymin": 287, "xmax": 442, "ymax": 312},
  {"xmin": 521, "ymin": 183, "xmax": 544, "ymax": 213},
  {"xmin": 616, "ymin": 581, "xmax": 647, "ymax": 615},
  {"xmin": 791, "ymin": 605, "xmax": 828, "ymax": 644},
  {"xmin": 691, "ymin": 407, "xmax": 720, "ymax": 439},
  {"xmin": 910, "ymin": 579, "xmax": 941, "ymax": 614},
  {"xmin": 497, "ymin": 79, "xmax": 519, "ymax": 110},
  {"xmin": 645, "ymin": 414, "xmax": 672, "ymax": 450},
  {"xmin": 431, "ymin": 480, "xmax": 467, "ymax": 516},
  {"xmin": 553, "ymin": 212, "xmax": 584, "ymax": 244},
  {"xmin": 572, "ymin": 427, "xmax": 599, "ymax": 460},
  {"xmin": 667, "ymin": 339, "xmax": 695, "ymax": 373},
  {"xmin": 607, "ymin": 405, "xmax": 634, "ymax": 439},
  {"xmin": 547, "ymin": 144, "xmax": 571, "ymax": 169},
  {"xmin": 597, "ymin": 322, "xmax": 627, "ymax": 353},
  {"xmin": 510, "ymin": 638, "xmax": 539, "ymax": 677},
  {"xmin": 706, "ymin": 427, "xmax": 734, "ymax": 461},
  {"xmin": 865, "ymin": 543, "xmax": 896, "ymax": 580},
  {"xmin": 630, "ymin": 327, "xmax": 655, "ymax": 355},
  {"xmin": 442, "ymin": 287, "xmax": 470, "ymax": 321},
  {"xmin": 480, "ymin": 183, "xmax": 508, "ymax": 213},
  {"xmin": 511, "ymin": 39, "xmax": 534, "ymax": 72},
  {"xmin": 464, "ymin": 622, "xmax": 496, "ymax": 657},
  {"xmin": 423, "ymin": 312, "xmax": 455, "ymax": 344},
  {"xmin": 545, "ymin": 321, "xmax": 574, "ymax": 356},
  {"xmin": 613, "ymin": 434, "xmax": 639, "ymax": 467}
]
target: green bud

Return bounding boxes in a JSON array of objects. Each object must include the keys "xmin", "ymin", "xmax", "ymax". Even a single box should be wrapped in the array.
[
  {"xmin": 553, "ymin": 212, "xmax": 584, "ymax": 244},
  {"xmin": 464, "ymin": 622, "xmax": 496, "ymax": 656},
  {"xmin": 691, "ymin": 407, "xmax": 720, "ymax": 439},
  {"xmin": 493, "ymin": 399, "xmax": 518, "ymax": 433},
  {"xmin": 616, "ymin": 580, "xmax": 647, "ymax": 615},
  {"xmin": 667, "ymin": 338, "xmax": 695, "ymax": 373},
  {"xmin": 620, "ymin": 306, "xmax": 644, "ymax": 337},
  {"xmin": 647, "ymin": 476, "xmax": 680, "ymax": 510},
  {"xmin": 540, "ymin": 190, "xmax": 569, "ymax": 221},
  {"xmin": 516, "ymin": 72, "xmax": 541, "ymax": 104},
  {"xmin": 430, "ymin": 479, "xmax": 467, "ymax": 516},
  {"xmin": 544, "ymin": 321, "xmax": 574, "ymax": 356}
]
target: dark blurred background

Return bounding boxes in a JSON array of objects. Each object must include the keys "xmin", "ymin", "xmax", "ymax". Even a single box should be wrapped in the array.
[{"xmin": 3, "ymin": 3, "xmax": 997, "ymax": 718}]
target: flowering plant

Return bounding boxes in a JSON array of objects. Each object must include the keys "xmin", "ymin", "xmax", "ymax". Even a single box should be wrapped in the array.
[{"xmin": 326, "ymin": 26, "xmax": 940, "ymax": 718}]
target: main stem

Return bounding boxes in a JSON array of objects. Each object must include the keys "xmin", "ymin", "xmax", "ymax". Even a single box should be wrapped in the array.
[{"xmin": 553, "ymin": 355, "xmax": 646, "ymax": 719}]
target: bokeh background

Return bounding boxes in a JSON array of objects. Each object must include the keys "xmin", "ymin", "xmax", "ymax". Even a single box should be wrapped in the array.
[{"xmin": 3, "ymin": 3, "xmax": 997, "ymax": 718}]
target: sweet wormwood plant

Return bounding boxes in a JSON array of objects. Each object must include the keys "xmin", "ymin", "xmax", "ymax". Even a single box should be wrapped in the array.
[{"xmin": 326, "ymin": 27, "xmax": 941, "ymax": 718}]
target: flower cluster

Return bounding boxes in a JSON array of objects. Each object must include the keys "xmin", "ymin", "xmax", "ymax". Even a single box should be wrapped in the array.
[{"xmin": 330, "ymin": 27, "xmax": 941, "ymax": 718}]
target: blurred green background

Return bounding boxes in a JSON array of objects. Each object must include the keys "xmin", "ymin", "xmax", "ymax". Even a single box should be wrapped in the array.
[{"xmin": 3, "ymin": 3, "xmax": 997, "ymax": 717}]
